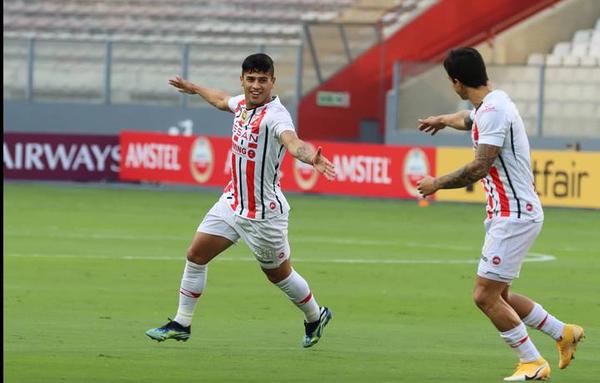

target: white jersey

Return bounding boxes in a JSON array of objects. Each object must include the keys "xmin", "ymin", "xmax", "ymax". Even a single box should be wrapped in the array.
[
  {"xmin": 470, "ymin": 90, "xmax": 543, "ymax": 221},
  {"xmin": 223, "ymin": 94, "xmax": 294, "ymax": 220}
]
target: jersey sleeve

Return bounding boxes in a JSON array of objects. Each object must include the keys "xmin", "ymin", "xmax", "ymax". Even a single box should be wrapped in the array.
[
  {"xmin": 269, "ymin": 108, "xmax": 296, "ymax": 138},
  {"xmin": 227, "ymin": 94, "xmax": 245, "ymax": 113},
  {"xmin": 477, "ymin": 106, "xmax": 507, "ymax": 147}
]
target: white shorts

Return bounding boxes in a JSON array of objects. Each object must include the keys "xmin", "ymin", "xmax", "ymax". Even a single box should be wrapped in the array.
[
  {"xmin": 477, "ymin": 218, "xmax": 543, "ymax": 282},
  {"xmin": 197, "ymin": 196, "xmax": 290, "ymax": 269}
]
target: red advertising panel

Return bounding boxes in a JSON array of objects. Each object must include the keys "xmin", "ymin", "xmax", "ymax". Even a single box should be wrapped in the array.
[
  {"xmin": 3, "ymin": 132, "xmax": 120, "ymax": 182},
  {"xmin": 119, "ymin": 131, "xmax": 435, "ymax": 199},
  {"xmin": 119, "ymin": 131, "xmax": 231, "ymax": 186},
  {"xmin": 281, "ymin": 142, "xmax": 435, "ymax": 198}
]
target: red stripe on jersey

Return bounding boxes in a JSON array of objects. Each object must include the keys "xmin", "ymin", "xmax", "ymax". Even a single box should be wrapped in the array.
[
  {"xmin": 299, "ymin": 292, "xmax": 313, "ymax": 305},
  {"xmin": 246, "ymin": 159, "xmax": 256, "ymax": 218},
  {"xmin": 231, "ymin": 152, "xmax": 239, "ymax": 211},
  {"xmin": 235, "ymin": 99, "xmax": 246, "ymax": 113},
  {"xmin": 490, "ymin": 166, "xmax": 510, "ymax": 217},
  {"xmin": 473, "ymin": 122, "xmax": 479, "ymax": 143},
  {"xmin": 480, "ymin": 179, "xmax": 493, "ymax": 219},
  {"xmin": 251, "ymin": 108, "xmax": 267, "ymax": 134},
  {"xmin": 241, "ymin": 107, "xmax": 268, "ymax": 219}
]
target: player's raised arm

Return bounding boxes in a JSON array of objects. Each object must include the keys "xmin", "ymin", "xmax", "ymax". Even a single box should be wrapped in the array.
[
  {"xmin": 169, "ymin": 75, "xmax": 231, "ymax": 112},
  {"xmin": 418, "ymin": 110, "xmax": 473, "ymax": 135},
  {"xmin": 279, "ymin": 131, "xmax": 336, "ymax": 180}
]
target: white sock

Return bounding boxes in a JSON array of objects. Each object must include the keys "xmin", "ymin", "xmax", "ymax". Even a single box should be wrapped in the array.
[
  {"xmin": 275, "ymin": 269, "xmax": 320, "ymax": 323},
  {"xmin": 522, "ymin": 303, "xmax": 565, "ymax": 341},
  {"xmin": 173, "ymin": 260, "xmax": 207, "ymax": 327},
  {"xmin": 500, "ymin": 322, "xmax": 541, "ymax": 362}
]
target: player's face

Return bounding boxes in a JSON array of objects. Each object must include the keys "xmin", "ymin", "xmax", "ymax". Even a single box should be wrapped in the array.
[
  {"xmin": 241, "ymin": 71, "xmax": 275, "ymax": 107},
  {"xmin": 449, "ymin": 77, "xmax": 468, "ymax": 100}
]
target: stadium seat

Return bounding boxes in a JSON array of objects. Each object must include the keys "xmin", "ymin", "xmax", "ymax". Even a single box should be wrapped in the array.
[
  {"xmin": 552, "ymin": 41, "xmax": 571, "ymax": 56},
  {"xmin": 545, "ymin": 54, "xmax": 562, "ymax": 66},
  {"xmin": 571, "ymin": 42, "xmax": 588, "ymax": 57},
  {"xmin": 579, "ymin": 56, "xmax": 598, "ymax": 67},
  {"xmin": 562, "ymin": 55, "xmax": 580, "ymax": 66},
  {"xmin": 527, "ymin": 53, "xmax": 545, "ymax": 66},
  {"xmin": 572, "ymin": 29, "xmax": 593, "ymax": 44}
]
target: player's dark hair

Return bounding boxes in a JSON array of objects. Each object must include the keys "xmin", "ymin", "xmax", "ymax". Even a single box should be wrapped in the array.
[
  {"xmin": 242, "ymin": 53, "xmax": 275, "ymax": 76},
  {"xmin": 443, "ymin": 47, "xmax": 488, "ymax": 88}
]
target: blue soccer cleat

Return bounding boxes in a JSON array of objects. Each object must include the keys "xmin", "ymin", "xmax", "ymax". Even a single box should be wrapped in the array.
[
  {"xmin": 145, "ymin": 319, "xmax": 191, "ymax": 342},
  {"xmin": 302, "ymin": 307, "xmax": 332, "ymax": 348}
]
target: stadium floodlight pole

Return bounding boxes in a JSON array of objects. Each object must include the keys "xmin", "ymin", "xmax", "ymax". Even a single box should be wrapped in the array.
[
  {"xmin": 536, "ymin": 64, "xmax": 546, "ymax": 138},
  {"xmin": 103, "ymin": 41, "xmax": 112, "ymax": 105},
  {"xmin": 26, "ymin": 38, "xmax": 35, "ymax": 102},
  {"xmin": 303, "ymin": 23, "xmax": 322, "ymax": 84},
  {"xmin": 181, "ymin": 43, "xmax": 190, "ymax": 108}
]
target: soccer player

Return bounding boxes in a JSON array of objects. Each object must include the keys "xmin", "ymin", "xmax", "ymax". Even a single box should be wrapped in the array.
[
  {"xmin": 145, "ymin": 53, "xmax": 335, "ymax": 348},
  {"xmin": 416, "ymin": 47, "xmax": 584, "ymax": 381}
]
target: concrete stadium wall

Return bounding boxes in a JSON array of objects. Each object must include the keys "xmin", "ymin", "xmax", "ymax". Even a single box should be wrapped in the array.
[
  {"xmin": 3, "ymin": 100, "xmax": 235, "ymax": 137},
  {"xmin": 477, "ymin": 0, "xmax": 600, "ymax": 65}
]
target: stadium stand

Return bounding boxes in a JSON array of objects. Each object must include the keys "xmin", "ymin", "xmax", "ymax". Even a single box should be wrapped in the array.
[
  {"xmin": 522, "ymin": 17, "xmax": 600, "ymax": 137},
  {"xmin": 3, "ymin": 0, "xmax": 437, "ymax": 106}
]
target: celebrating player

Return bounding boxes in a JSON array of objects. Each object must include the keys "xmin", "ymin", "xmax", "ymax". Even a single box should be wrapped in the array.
[
  {"xmin": 417, "ymin": 47, "xmax": 584, "ymax": 381},
  {"xmin": 145, "ymin": 53, "xmax": 335, "ymax": 348}
]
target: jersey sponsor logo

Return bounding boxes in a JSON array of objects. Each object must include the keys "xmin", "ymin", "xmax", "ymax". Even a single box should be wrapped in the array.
[
  {"xmin": 293, "ymin": 159, "xmax": 319, "ymax": 190},
  {"xmin": 403, "ymin": 148, "xmax": 430, "ymax": 197},
  {"xmin": 189, "ymin": 137, "xmax": 214, "ymax": 184}
]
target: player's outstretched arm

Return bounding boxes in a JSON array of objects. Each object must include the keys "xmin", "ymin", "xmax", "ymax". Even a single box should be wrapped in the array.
[
  {"xmin": 168, "ymin": 75, "xmax": 231, "ymax": 112},
  {"xmin": 418, "ymin": 110, "xmax": 473, "ymax": 135},
  {"xmin": 416, "ymin": 143, "xmax": 500, "ymax": 196},
  {"xmin": 279, "ymin": 131, "xmax": 336, "ymax": 180}
]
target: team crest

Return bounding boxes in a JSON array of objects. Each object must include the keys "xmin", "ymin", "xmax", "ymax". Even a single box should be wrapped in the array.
[{"xmin": 241, "ymin": 110, "xmax": 248, "ymax": 122}]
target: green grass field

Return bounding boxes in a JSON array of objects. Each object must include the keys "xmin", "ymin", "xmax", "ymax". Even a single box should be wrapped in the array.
[{"xmin": 4, "ymin": 182, "xmax": 600, "ymax": 383}]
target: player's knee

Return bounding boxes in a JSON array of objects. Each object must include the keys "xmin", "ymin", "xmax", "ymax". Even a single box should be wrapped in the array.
[
  {"xmin": 473, "ymin": 287, "xmax": 494, "ymax": 312},
  {"xmin": 186, "ymin": 247, "xmax": 209, "ymax": 265}
]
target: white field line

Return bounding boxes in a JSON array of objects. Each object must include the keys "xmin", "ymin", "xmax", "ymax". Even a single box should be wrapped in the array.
[
  {"xmin": 4, "ymin": 252, "xmax": 555, "ymax": 265},
  {"xmin": 4, "ymin": 230, "xmax": 581, "ymax": 254}
]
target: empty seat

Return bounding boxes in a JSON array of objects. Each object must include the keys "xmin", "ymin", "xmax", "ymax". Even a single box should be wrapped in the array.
[
  {"xmin": 545, "ymin": 55, "xmax": 562, "ymax": 66},
  {"xmin": 527, "ymin": 53, "xmax": 545, "ymax": 66},
  {"xmin": 552, "ymin": 41, "xmax": 571, "ymax": 56},
  {"xmin": 562, "ymin": 55, "xmax": 580, "ymax": 66},
  {"xmin": 571, "ymin": 42, "xmax": 588, "ymax": 57},
  {"xmin": 580, "ymin": 56, "xmax": 598, "ymax": 67},
  {"xmin": 572, "ymin": 29, "xmax": 593, "ymax": 44}
]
